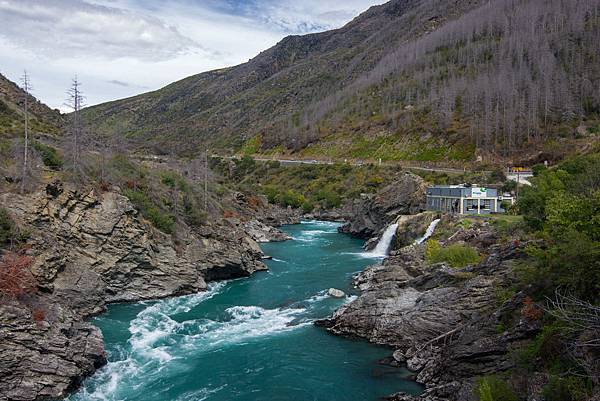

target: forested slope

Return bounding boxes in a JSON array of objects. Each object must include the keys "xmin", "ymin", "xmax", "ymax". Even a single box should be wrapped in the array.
[{"xmin": 82, "ymin": 0, "xmax": 600, "ymax": 163}]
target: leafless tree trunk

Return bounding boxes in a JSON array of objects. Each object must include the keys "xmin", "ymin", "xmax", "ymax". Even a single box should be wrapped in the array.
[
  {"xmin": 204, "ymin": 149, "xmax": 209, "ymax": 212},
  {"xmin": 65, "ymin": 77, "xmax": 85, "ymax": 174},
  {"xmin": 20, "ymin": 70, "xmax": 31, "ymax": 193}
]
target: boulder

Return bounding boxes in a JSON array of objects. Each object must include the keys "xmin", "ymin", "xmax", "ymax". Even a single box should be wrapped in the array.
[{"xmin": 328, "ymin": 288, "xmax": 346, "ymax": 298}]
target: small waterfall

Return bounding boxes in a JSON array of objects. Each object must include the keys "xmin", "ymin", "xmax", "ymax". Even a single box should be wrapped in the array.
[
  {"xmin": 367, "ymin": 223, "xmax": 399, "ymax": 257},
  {"xmin": 415, "ymin": 219, "xmax": 441, "ymax": 245}
]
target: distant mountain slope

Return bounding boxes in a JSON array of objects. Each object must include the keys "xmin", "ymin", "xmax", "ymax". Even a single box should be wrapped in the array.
[
  {"xmin": 0, "ymin": 73, "xmax": 63, "ymax": 137},
  {"xmin": 83, "ymin": 0, "xmax": 600, "ymax": 162}
]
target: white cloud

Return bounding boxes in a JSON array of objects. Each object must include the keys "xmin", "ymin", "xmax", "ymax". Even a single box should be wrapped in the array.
[
  {"xmin": 0, "ymin": 0, "xmax": 385, "ymax": 109},
  {"xmin": 245, "ymin": 0, "xmax": 385, "ymax": 33},
  {"xmin": 0, "ymin": 0, "xmax": 203, "ymax": 61}
]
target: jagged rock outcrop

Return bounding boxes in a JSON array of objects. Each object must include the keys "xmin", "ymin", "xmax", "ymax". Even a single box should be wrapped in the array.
[
  {"xmin": 244, "ymin": 219, "xmax": 292, "ymax": 243},
  {"xmin": 320, "ymin": 221, "xmax": 541, "ymax": 401},
  {"xmin": 0, "ymin": 184, "xmax": 270, "ymax": 401},
  {"xmin": 339, "ymin": 172, "xmax": 426, "ymax": 239}
]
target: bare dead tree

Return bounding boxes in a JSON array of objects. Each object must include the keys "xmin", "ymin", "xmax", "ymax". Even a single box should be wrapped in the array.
[
  {"xmin": 204, "ymin": 148, "xmax": 209, "ymax": 212},
  {"xmin": 20, "ymin": 70, "xmax": 32, "ymax": 193},
  {"xmin": 546, "ymin": 290, "xmax": 600, "ymax": 385},
  {"xmin": 64, "ymin": 77, "xmax": 85, "ymax": 175}
]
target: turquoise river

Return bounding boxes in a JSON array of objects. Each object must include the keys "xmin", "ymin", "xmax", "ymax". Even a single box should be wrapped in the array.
[{"xmin": 69, "ymin": 221, "xmax": 423, "ymax": 401}]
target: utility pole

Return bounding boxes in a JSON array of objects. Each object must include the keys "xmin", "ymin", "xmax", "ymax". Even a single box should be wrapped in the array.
[{"xmin": 20, "ymin": 70, "xmax": 31, "ymax": 193}]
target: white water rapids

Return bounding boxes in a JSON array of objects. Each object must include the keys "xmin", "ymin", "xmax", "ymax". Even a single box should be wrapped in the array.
[
  {"xmin": 414, "ymin": 219, "xmax": 441, "ymax": 245},
  {"xmin": 366, "ymin": 223, "xmax": 399, "ymax": 257}
]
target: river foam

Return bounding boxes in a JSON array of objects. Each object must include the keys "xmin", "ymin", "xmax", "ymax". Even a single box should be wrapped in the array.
[{"xmin": 70, "ymin": 220, "xmax": 423, "ymax": 401}]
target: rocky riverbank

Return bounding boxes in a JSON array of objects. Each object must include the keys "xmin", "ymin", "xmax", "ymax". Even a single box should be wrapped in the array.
[
  {"xmin": 319, "ymin": 216, "xmax": 543, "ymax": 401},
  {"xmin": 0, "ymin": 182, "xmax": 295, "ymax": 401}
]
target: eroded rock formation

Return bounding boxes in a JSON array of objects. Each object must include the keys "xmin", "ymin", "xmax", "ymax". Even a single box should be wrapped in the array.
[
  {"xmin": 338, "ymin": 172, "xmax": 426, "ymax": 239},
  {"xmin": 0, "ymin": 184, "xmax": 278, "ymax": 401}
]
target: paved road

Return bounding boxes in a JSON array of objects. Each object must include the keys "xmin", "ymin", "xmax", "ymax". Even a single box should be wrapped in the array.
[
  {"xmin": 252, "ymin": 157, "xmax": 481, "ymax": 174},
  {"xmin": 255, "ymin": 156, "xmax": 535, "ymax": 185},
  {"xmin": 134, "ymin": 153, "xmax": 532, "ymax": 185}
]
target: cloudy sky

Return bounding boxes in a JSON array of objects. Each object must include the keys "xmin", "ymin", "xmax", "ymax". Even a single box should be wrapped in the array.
[{"xmin": 0, "ymin": 0, "xmax": 383, "ymax": 111}]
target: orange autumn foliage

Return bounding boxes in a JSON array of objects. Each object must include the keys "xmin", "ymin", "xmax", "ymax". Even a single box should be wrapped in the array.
[
  {"xmin": 521, "ymin": 296, "xmax": 543, "ymax": 321},
  {"xmin": 0, "ymin": 252, "xmax": 36, "ymax": 298}
]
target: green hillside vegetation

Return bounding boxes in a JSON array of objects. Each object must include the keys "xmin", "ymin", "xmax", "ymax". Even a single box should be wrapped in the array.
[
  {"xmin": 212, "ymin": 157, "xmax": 388, "ymax": 211},
  {"xmin": 212, "ymin": 156, "xmax": 506, "ymax": 212},
  {"xmin": 517, "ymin": 152, "xmax": 600, "ymax": 302},
  {"xmin": 425, "ymin": 240, "xmax": 482, "ymax": 268},
  {"xmin": 475, "ymin": 151, "xmax": 600, "ymax": 401}
]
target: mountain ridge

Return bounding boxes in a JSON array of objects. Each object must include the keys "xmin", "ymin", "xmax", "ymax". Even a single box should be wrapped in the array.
[{"xmin": 82, "ymin": 0, "xmax": 599, "ymax": 163}]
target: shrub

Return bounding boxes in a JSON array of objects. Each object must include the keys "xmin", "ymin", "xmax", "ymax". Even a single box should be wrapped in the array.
[
  {"xmin": 501, "ymin": 180, "xmax": 517, "ymax": 194},
  {"xmin": 0, "ymin": 251, "xmax": 36, "ymax": 298},
  {"xmin": 516, "ymin": 321, "xmax": 569, "ymax": 371},
  {"xmin": 241, "ymin": 135, "xmax": 261, "ymax": 155},
  {"xmin": 160, "ymin": 171, "xmax": 189, "ymax": 192},
  {"xmin": 32, "ymin": 141, "xmax": 63, "ymax": 170},
  {"xmin": 0, "ymin": 208, "xmax": 15, "ymax": 245},
  {"xmin": 474, "ymin": 376, "xmax": 518, "ymax": 401},
  {"xmin": 495, "ymin": 287, "xmax": 516, "ymax": 306},
  {"xmin": 315, "ymin": 188, "xmax": 341, "ymax": 208},
  {"xmin": 301, "ymin": 200, "xmax": 314, "ymax": 213},
  {"xmin": 532, "ymin": 164, "xmax": 547, "ymax": 176},
  {"xmin": 0, "ymin": 208, "xmax": 27, "ymax": 247},
  {"xmin": 542, "ymin": 376, "xmax": 592, "ymax": 401},
  {"xmin": 365, "ymin": 175, "xmax": 384, "ymax": 187},
  {"xmin": 521, "ymin": 296, "xmax": 543, "ymax": 321},
  {"xmin": 123, "ymin": 189, "xmax": 175, "ymax": 234},
  {"xmin": 491, "ymin": 168, "xmax": 507, "ymax": 182},
  {"xmin": 262, "ymin": 185, "xmax": 279, "ymax": 204},
  {"xmin": 183, "ymin": 196, "xmax": 206, "ymax": 227},
  {"xmin": 277, "ymin": 190, "xmax": 305, "ymax": 208},
  {"xmin": 425, "ymin": 240, "xmax": 482, "ymax": 267},
  {"xmin": 234, "ymin": 155, "xmax": 256, "ymax": 177},
  {"xmin": 223, "ymin": 209, "xmax": 240, "ymax": 218},
  {"xmin": 32, "ymin": 308, "xmax": 45, "ymax": 323}
]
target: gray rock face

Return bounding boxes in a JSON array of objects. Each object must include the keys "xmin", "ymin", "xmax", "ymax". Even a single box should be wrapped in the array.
[
  {"xmin": 0, "ymin": 301, "xmax": 105, "ymax": 401},
  {"xmin": 339, "ymin": 173, "xmax": 426, "ymax": 239},
  {"xmin": 321, "ymin": 223, "xmax": 540, "ymax": 400},
  {"xmin": 244, "ymin": 219, "xmax": 291, "ymax": 243},
  {"xmin": 0, "ymin": 185, "xmax": 270, "ymax": 401}
]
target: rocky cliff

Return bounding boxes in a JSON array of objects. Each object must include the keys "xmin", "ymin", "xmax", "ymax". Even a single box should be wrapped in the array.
[
  {"xmin": 320, "ymin": 218, "xmax": 542, "ymax": 401},
  {"xmin": 0, "ymin": 183, "xmax": 284, "ymax": 401},
  {"xmin": 339, "ymin": 172, "xmax": 426, "ymax": 240}
]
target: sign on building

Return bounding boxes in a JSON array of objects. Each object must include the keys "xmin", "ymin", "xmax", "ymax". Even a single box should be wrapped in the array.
[{"xmin": 471, "ymin": 187, "xmax": 488, "ymax": 198}]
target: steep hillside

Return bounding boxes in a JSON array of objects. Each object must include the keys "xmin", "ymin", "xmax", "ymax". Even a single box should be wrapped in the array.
[
  {"xmin": 83, "ymin": 0, "xmax": 600, "ymax": 163},
  {"xmin": 0, "ymin": 73, "xmax": 63, "ymax": 137}
]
